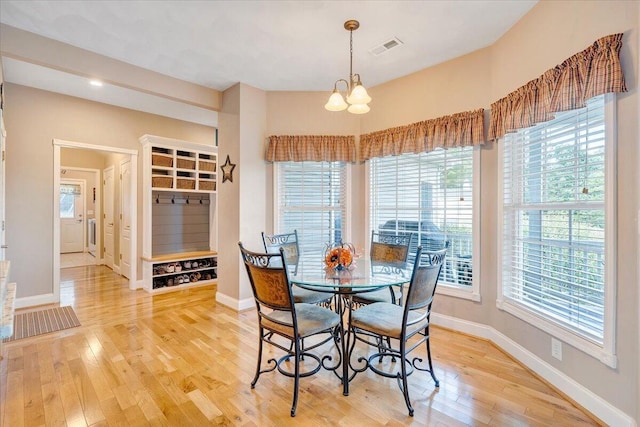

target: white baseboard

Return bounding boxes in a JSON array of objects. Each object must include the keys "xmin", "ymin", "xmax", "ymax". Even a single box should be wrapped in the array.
[
  {"xmin": 215, "ymin": 292, "xmax": 254, "ymax": 312},
  {"xmin": 431, "ymin": 313, "xmax": 636, "ymax": 427},
  {"xmin": 112, "ymin": 264, "xmax": 121, "ymax": 275},
  {"xmin": 15, "ymin": 293, "xmax": 57, "ymax": 309},
  {"xmin": 131, "ymin": 279, "xmax": 144, "ymax": 290}
]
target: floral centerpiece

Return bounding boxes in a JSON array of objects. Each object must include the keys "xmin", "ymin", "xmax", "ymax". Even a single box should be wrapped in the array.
[{"xmin": 324, "ymin": 241, "xmax": 356, "ymax": 270}]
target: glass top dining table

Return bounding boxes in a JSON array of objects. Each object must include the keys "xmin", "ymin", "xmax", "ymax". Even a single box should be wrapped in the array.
[
  {"xmin": 288, "ymin": 258, "xmax": 410, "ymax": 294},
  {"xmin": 288, "ymin": 257, "xmax": 410, "ymax": 396}
]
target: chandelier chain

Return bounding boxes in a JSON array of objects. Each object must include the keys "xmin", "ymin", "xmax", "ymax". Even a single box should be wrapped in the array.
[{"xmin": 349, "ymin": 28, "xmax": 353, "ymax": 90}]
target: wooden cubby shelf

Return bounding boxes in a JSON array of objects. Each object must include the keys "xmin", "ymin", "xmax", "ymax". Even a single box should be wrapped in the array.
[{"xmin": 140, "ymin": 135, "xmax": 219, "ymax": 294}]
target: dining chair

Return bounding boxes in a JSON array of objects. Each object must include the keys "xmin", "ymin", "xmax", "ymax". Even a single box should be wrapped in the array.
[
  {"xmin": 353, "ymin": 231, "xmax": 414, "ymax": 306},
  {"xmin": 349, "ymin": 246, "xmax": 447, "ymax": 416},
  {"xmin": 239, "ymin": 242, "xmax": 340, "ymax": 417},
  {"xmin": 262, "ymin": 230, "xmax": 333, "ymax": 306}
]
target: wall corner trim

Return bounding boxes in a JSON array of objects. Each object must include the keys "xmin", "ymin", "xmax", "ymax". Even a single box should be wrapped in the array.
[
  {"xmin": 431, "ymin": 313, "xmax": 636, "ymax": 427},
  {"xmin": 15, "ymin": 293, "xmax": 57, "ymax": 309},
  {"xmin": 215, "ymin": 292, "xmax": 254, "ymax": 312}
]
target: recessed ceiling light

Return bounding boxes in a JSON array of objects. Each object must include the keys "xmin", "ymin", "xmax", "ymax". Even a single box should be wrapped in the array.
[{"xmin": 89, "ymin": 80, "xmax": 103, "ymax": 87}]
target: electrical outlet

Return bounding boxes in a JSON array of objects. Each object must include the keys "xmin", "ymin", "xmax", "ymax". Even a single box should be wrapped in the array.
[{"xmin": 551, "ymin": 338, "xmax": 563, "ymax": 360}]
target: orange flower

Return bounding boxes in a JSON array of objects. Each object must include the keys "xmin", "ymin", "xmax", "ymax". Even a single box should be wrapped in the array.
[{"xmin": 325, "ymin": 247, "xmax": 353, "ymax": 269}]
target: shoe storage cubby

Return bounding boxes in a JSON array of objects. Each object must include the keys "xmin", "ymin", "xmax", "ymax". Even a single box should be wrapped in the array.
[{"xmin": 143, "ymin": 251, "xmax": 218, "ymax": 293}]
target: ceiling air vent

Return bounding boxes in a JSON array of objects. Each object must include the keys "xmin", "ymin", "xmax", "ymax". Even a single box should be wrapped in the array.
[{"xmin": 369, "ymin": 37, "xmax": 404, "ymax": 56}]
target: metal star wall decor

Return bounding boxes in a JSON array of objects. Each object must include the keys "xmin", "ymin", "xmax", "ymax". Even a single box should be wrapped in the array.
[{"xmin": 221, "ymin": 154, "xmax": 236, "ymax": 183}]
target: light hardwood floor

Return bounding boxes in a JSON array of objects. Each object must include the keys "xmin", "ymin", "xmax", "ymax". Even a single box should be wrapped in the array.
[{"xmin": 0, "ymin": 265, "xmax": 600, "ymax": 426}]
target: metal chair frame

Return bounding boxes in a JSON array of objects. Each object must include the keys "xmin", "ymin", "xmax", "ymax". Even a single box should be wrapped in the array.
[
  {"xmin": 353, "ymin": 231, "xmax": 414, "ymax": 306},
  {"xmin": 262, "ymin": 230, "xmax": 300, "ymax": 274},
  {"xmin": 239, "ymin": 242, "xmax": 339, "ymax": 417},
  {"xmin": 348, "ymin": 247, "xmax": 447, "ymax": 416}
]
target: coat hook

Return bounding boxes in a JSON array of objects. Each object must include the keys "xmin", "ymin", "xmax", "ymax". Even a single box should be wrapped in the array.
[
  {"xmin": 155, "ymin": 194, "xmax": 160, "ymax": 204},
  {"xmin": 186, "ymin": 196, "xmax": 190, "ymax": 204},
  {"xmin": 171, "ymin": 196, "xmax": 175, "ymax": 204},
  {"xmin": 199, "ymin": 197, "xmax": 203, "ymax": 204}
]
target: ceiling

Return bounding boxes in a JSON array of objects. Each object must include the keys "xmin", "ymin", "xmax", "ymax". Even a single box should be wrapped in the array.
[{"xmin": 0, "ymin": 1, "xmax": 537, "ymax": 124}]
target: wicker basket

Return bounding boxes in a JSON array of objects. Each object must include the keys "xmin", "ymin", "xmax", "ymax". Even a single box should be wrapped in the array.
[
  {"xmin": 152, "ymin": 154, "xmax": 173, "ymax": 167},
  {"xmin": 152, "ymin": 176, "xmax": 173, "ymax": 188},
  {"xmin": 177, "ymin": 158, "xmax": 196, "ymax": 170},
  {"xmin": 199, "ymin": 161, "xmax": 216, "ymax": 172},
  {"xmin": 199, "ymin": 181, "xmax": 216, "ymax": 191},
  {"xmin": 176, "ymin": 178, "xmax": 196, "ymax": 190}
]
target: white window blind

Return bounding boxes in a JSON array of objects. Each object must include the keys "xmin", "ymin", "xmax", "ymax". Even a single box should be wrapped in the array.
[
  {"xmin": 277, "ymin": 161, "xmax": 347, "ymax": 262},
  {"xmin": 501, "ymin": 95, "xmax": 608, "ymax": 343},
  {"xmin": 369, "ymin": 147, "xmax": 474, "ymax": 287}
]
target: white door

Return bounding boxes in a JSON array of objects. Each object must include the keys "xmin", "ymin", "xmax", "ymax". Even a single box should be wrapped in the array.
[
  {"xmin": 119, "ymin": 159, "xmax": 132, "ymax": 279},
  {"xmin": 103, "ymin": 166, "xmax": 115, "ymax": 269},
  {"xmin": 0, "ymin": 111, "xmax": 6, "ymax": 260},
  {"xmin": 60, "ymin": 180, "xmax": 85, "ymax": 253}
]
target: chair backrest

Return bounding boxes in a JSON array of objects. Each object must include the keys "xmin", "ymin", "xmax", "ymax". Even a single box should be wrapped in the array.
[
  {"xmin": 370, "ymin": 231, "xmax": 413, "ymax": 270},
  {"xmin": 239, "ymin": 242, "xmax": 294, "ymax": 311},
  {"xmin": 404, "ymin": 247, "xmax": 447, "ymax": 312},
  {"xmin": 262, "ymin": 230, "xmax": 300, "ymax": 267}
]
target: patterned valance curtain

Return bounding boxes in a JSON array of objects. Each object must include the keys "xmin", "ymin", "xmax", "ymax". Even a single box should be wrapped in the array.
[
  {"xmin": 488, "ymin": 33, "xmax": 627, "ymax": 141},
  {"xmin": 266, "ymin": 135, "xmax": 356, "ymax": 162},
  {"xmin": 360, "ymin": 109, "xmax": 485, "ymax": 161}
]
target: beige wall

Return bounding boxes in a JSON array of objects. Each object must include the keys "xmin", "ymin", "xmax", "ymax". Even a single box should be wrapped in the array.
[
  {"xmin": 217, "ymin": 83, "xmax": 269, "ymax": 306},
  {"xmin": 238, "ymin": 84, "xmax": 268, "ymax": 302},
  {"xmin": 4, "ymin": 84, "xmax": 215, "ymax": 298},
  {"xmin": 217, "ymin": 84, "xmax": 241, "ymax": 303}
]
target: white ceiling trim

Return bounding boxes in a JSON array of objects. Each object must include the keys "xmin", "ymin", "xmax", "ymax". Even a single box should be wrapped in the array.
[{"xmin": 3, "ymin": 57, "xmax": 217, "ymax": 127}]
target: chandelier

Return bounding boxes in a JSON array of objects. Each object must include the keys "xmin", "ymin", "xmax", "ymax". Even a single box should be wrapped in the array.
[{"xmin": 324, "ymin": 20, "xmax": 372, "ymax": 114}]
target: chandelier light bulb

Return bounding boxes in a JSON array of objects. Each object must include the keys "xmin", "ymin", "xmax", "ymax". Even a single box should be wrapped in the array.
[
  {"xmin": 347, "ymin": 103, "xmax": 371, "ymax": 114},
  {"xmin": 325, "ymin": 90, "xmax": 348, "ymax": 111},
  {"xmin": 346, "ymin": 83, "xmax": 372, "ymax": 105}
]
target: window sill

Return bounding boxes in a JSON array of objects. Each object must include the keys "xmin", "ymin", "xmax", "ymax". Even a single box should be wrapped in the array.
[
  {"xmin": 496, "ymin": 298, "xmax": 617, "ymax": 368},
  {"xmin": 437, "ymin": 284, "xmax": 481, "ymax": 302}
]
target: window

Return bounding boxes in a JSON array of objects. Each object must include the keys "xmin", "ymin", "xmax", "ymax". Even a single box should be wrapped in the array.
[
  {"xmin": 368, "ymin": 146, "xmax": 480, "ymax": 300},
  {"xmin": 276, "ymin": 161, "xmax": 349, "ymax": 263},
  {"xmin": 498, "ymin": 94, "xmax": 616, "ymax": 367},
  {"xmin": 60, "ymin": 183, "xmax": 81, "ymax": 218}
]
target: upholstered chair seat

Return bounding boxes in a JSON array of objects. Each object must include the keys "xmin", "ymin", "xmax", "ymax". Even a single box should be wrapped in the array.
[
  {"xmin": 351, "ymin": 302, "xmax": 427, "ymax": 339},
  {"xmin": 262, "ymin": 303, "xmax": 340, "ymax": 338}
]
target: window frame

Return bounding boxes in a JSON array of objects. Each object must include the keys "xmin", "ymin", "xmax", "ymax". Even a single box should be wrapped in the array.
[
  {"xmin": 365, "ymin": 146, "xmax": 481, "ymax": 302},
  {"xmin": 496, "ymin": 93, "xmax": 617, "ymax": 368},
  {"xmin": 272, "ymin": 161, "xmax": 352, "ymax": 253}
]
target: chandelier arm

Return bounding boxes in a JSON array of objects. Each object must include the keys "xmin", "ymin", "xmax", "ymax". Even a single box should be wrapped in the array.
[{"xmin": 334, "ymin": 79, "xmax": 350, "ymax": 93}]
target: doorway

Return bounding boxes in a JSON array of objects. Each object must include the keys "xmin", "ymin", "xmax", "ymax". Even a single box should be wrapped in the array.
[
  {"xmin": 59, "ymin": 168, "xmax": 100, "ymax": 268},
  {"xmin": 53, "ymin": 139, "xmax": 138, "ymax": 303},
  {"xmin": 103, "ymin": 166, "xmax": 115, "ymax": 270},
  {"xmin": 119, "ymin": 158, "xmax": 132, "ymax": 279}
]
